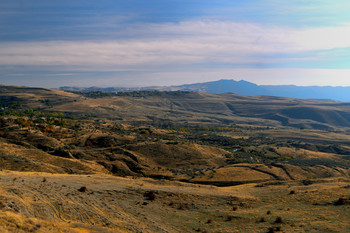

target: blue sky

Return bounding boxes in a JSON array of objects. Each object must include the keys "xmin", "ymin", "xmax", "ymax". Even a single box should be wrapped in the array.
[{"xmin": 1, "ymin": 0, "xmax": 350, "ymax": 87}]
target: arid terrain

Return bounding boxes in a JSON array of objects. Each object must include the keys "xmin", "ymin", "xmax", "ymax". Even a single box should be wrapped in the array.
[{"xmin": 0, "ymin": 85, "xmax": 349, "ymax": 232}]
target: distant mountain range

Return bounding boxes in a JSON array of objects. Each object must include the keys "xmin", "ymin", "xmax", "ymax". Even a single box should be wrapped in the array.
[{"xmin": 60, "ymin": 79, "xmax": 350, "ymax": 102}]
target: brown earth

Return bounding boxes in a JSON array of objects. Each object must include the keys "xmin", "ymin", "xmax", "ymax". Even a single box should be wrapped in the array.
[
  {"xmin": 0, "ymin": 85, "xmax": 350, "ymax": 232},
  {"xmin": 3, "ymin": 85, "xmax": 350, "ymax": 130},
  {"xmin": 0, "ymin": 171, "xmax": 349, "ymax": 232}
]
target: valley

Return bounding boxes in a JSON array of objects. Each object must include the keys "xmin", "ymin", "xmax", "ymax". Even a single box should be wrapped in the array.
[{"xmin": 0, "ymin": 85, "xmax": 349, "ymax": 232}]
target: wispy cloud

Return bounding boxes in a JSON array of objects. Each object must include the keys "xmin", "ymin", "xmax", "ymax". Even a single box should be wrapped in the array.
[
  {"xmin": 1, "ymin": 21, "xmax": 350, "ymax": 71},
  {"xmin": 2, "ymin": 1, "xmax": 350, "ymax": 87}
]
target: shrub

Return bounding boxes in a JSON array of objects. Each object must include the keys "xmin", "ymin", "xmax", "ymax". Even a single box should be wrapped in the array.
[
  {"xmin": 86, "ymin": 140, "xmax": 93, "ymax": 147},
  {"xmin": 78, "ymin": 186, "xmax": 87, "ymax": 192},
  {"xmin": 274, "ymin": 216, "xmax": 283, "ymax": 223},
  {"xmin": 267, "ymin": 227, "xmax": 282, "ymax": 233},
  {"xmin": 165, "ymin": 141, "xmax": 178, "ymax": 145},
  {"xmin": 0, "ymin": 117, "xmax": 7, "ymax": 127},
  {"xmin": 144, "ymin": 190, "xmax": 156, "ymax": 201},
  {"xmin": 302, "ymin": 179, "xmax": 313, "ymax": 185},
  {"xmin": 334, "ymin": 197, "xmax": 346, "ymax": 205},
  {"xmin": 52, "ymin": 147, "xmax": 71, "ymax": 158},
  {"xmin": 139, "ymin": 129, "xmax": 150, "ymax": 135}
]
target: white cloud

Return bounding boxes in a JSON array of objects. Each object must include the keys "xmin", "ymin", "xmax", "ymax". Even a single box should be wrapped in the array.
[
  {"xmin": 292, "ymin": 25, "xmax": 350, "ymax": 51},
  {"xmin": 0, "ymin": 21, "xmax": 350, "ymax": 71}
]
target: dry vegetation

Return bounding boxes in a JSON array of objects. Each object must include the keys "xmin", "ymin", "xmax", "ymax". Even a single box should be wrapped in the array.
[
  {"xmin": 0, "ymin": 172, "xmax": 348, "ymax": 232},
  {"xmin": 0, "ymin": 85, "xmax": 349, "ymax": 232}
]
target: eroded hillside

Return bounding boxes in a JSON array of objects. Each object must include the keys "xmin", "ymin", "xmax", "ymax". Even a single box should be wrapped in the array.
[
  {"xmin": 0, "ymin": 85, "xmax": 349, "ymax": 232},
  {"xmin": 3, "ymin": 85, "xmax": 350, "ymax": 130}
]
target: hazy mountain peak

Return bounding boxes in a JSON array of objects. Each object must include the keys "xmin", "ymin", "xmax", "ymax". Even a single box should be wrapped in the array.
[{"xmin": 59, "ymin": 79, "xmax": 350, "ymax": 102}]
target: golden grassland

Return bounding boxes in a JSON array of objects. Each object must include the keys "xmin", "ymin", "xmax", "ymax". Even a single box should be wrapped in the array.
[
  {"xmin": 0, "ymin": 86, "xmax": 350, "ymax": 232},
  {"xmin": 0, "ymin": 171, "xmax": 349, "ymax": 232}
]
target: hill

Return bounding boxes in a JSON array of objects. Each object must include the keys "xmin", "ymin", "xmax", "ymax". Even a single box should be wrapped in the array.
[
  {"xmin": 1, "ymin": 85, "xmax": 350, "ymax": 177},
  {"xmin": 17, "ymin": 87, "xmax": 350, "ymax": 130},
  {"xmin": 0, "ymin": 85, "xmax": 349, "ymax": 232},
  {"xmin": 168, "ymin": 79, "xmax": 350, "ymax": 102},
  {"xmin": 60, "ymin": 79, "xmax": 350, "ymax": 102},
  {"xmin": 4, "ymin": 85, "xmax": 350, "ymax": 130}
]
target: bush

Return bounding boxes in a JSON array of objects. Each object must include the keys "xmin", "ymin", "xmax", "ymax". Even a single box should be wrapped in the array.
[
  {"xmin": 51, "ymin": 147, "xmax": 71, "ymax": 158},
  {"xmin": 334, "ymin": 197, "xmax": 347, "ymax": 205},
  {"xmin": 144, "ymin": 190, "xmax": 156, "ymax": 201},
  {"xmin": 165, "ymin": 141, "xmax": 178, "ymax": 145},
  {"xmin": 78, "ymin": 186, "xmax": 87, "ymax": 192},
  {"xmin": 274, "ymin": 216, "xmax": 283, "ymax": 223},
  {"xmin": 139, "ymin": 129, "xmax": 150, "ymax": 135}
]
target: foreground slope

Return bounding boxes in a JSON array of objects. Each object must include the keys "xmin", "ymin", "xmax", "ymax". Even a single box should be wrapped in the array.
[{"xmin": 0, "ymin": 171, "xmax": 349, "ymax": 233}]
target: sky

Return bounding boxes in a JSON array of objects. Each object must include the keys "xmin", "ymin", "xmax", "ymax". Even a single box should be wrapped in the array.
[{"xmin": 1, "ymin": 0, "xmax": 350, "ymax": 88}]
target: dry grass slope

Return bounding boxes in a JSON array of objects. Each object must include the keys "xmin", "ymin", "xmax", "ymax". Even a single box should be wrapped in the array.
[{"xmin": 0, "ymin": 85, "xmax": 350, "ymax": 232}]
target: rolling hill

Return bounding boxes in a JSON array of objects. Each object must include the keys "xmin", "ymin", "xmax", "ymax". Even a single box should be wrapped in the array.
[
  {"xmin": 60, "ymin": 79, "xmax": 350, "ymax": 102},
  {"xmin": 0, "ymin": 85, "xmax": 350, "ymax": 232},
  {"xmin": 4, "ymin": 85, "xmax": 350, "ymax": 130}
]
